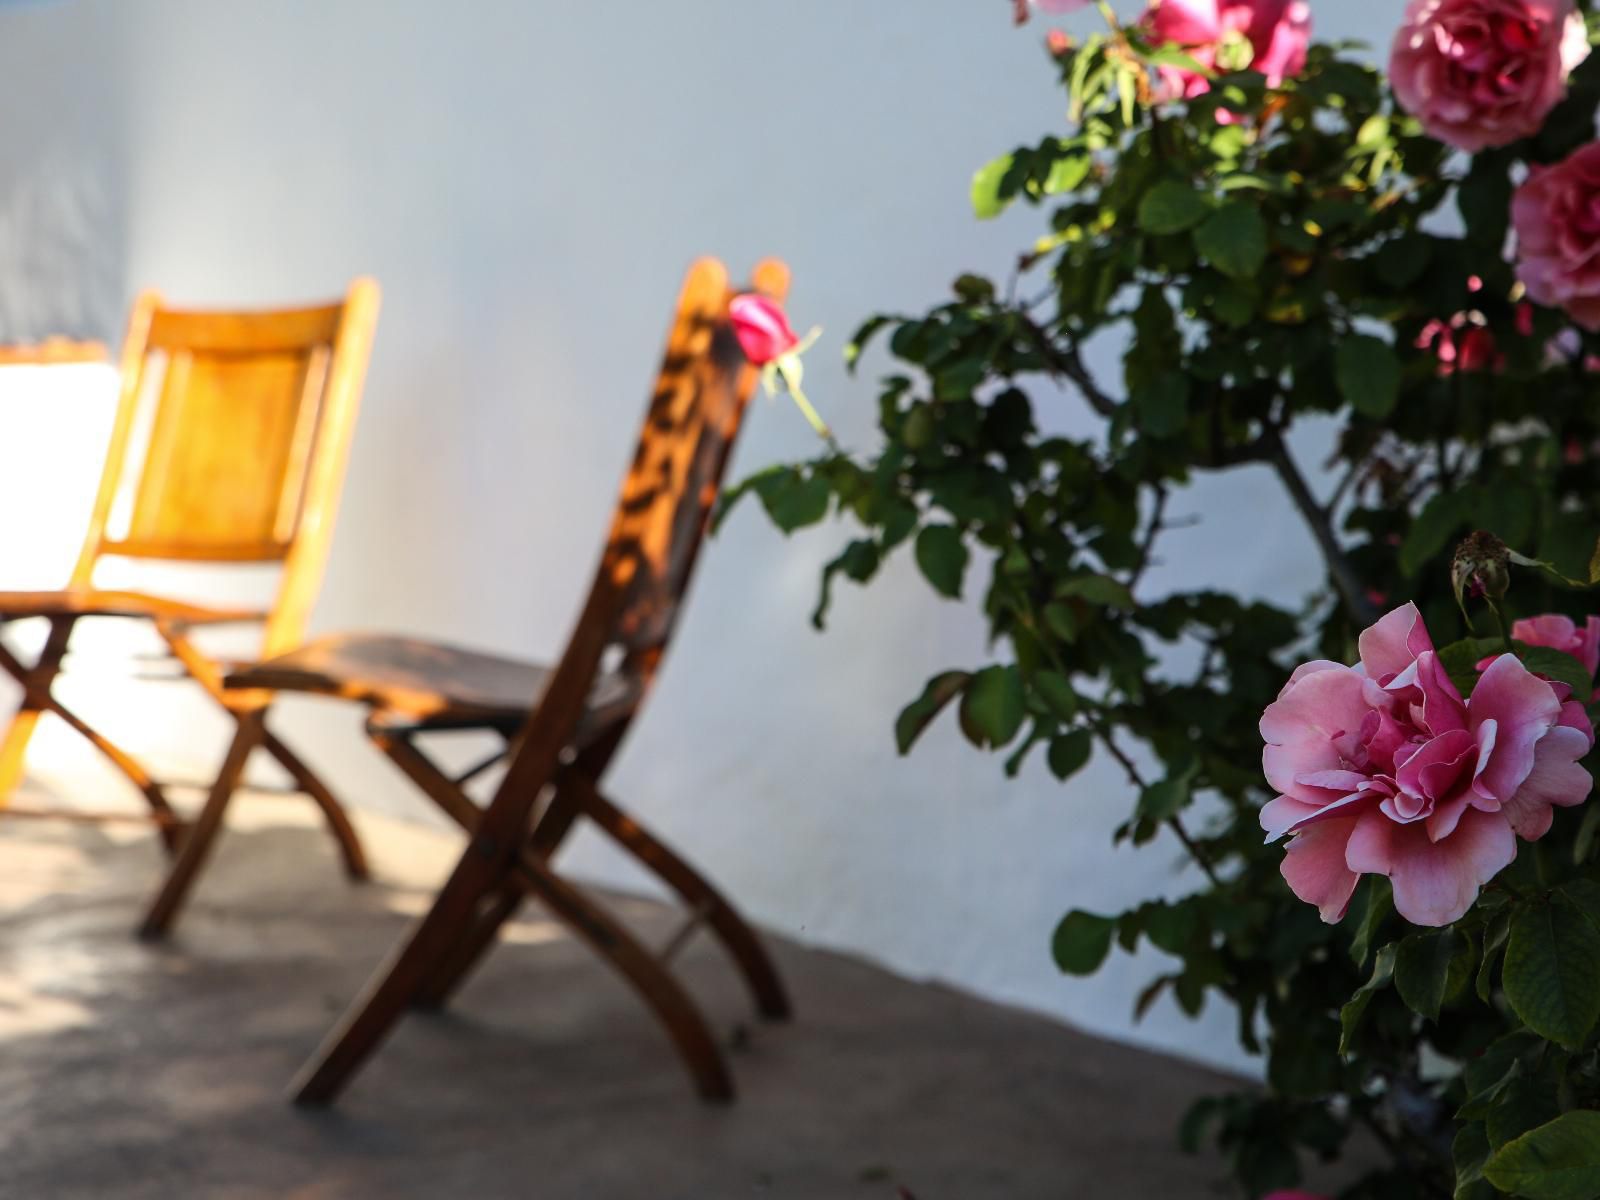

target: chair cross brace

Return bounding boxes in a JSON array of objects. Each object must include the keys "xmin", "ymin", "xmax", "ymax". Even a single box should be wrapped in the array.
[{"xmin": 273, "ymin": 715, "xmax": 791, "ymax": 1106}]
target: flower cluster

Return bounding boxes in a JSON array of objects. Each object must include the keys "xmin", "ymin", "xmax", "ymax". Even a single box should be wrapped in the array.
[
  {"xmin": 1024, "ymin": 0, "xmax": 1600, "ymax": 332},
  {"xmin": 1262, "ymin": 605, "xmax": 1595, "ymax": 926}
]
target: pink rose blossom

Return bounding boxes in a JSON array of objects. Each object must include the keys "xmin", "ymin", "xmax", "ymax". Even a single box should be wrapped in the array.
[
  {"xmin": 1261, "ymin": 604, "xmax": 1594, "ymax": 927},
  {"xmin": 1515, "ymin": 142, "xmax": 1600, "ymax": 331},
  {"xmin": 1513, "ymin": 613, "xmax": 1600, "ymax": 676},
  {"xmin": 1391, "ymin": 0, "xmax": 1591, "ymax": 153},
  {"xmin": 729, "ymin": 294, "xmax": 800, "ymax": 366},
  {"xmin": 1144, "ymin": 0, "xmax": 1312, "ymax": 100}
]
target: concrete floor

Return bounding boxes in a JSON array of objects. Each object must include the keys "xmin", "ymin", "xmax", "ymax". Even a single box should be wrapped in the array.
[{"xmin": 0, "ymin": 792, "xmax": 1252, "ymax": 1200}]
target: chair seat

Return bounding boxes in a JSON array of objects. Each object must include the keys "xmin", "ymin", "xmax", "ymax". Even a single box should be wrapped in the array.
[
  {"xmin": 226, "ymin": 633, "xmax": 641, "ymax": 733},
  {"xmin": 0, "ymin": 587, "xmax": 266, "ymax": 625}
]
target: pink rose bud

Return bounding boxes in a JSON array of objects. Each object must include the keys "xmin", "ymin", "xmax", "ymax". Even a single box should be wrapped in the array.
[
  {"xmin": 1514, "ymin": 141, "xmax": 1600, "ymax": 331},
  {"xmin": 1391, "ymin": 0, "xmax": 1591, "ymax": 153},
  {"xmin": 729, "ymin": 294, "xmax": 801, "ymax": 366}
]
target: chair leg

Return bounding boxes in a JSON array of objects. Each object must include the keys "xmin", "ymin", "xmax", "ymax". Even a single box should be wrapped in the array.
[
  {"xmin": 327, "ymin": 731, "xmax": 735, "ymax": 1102},
  {"xmin": 290, "ymin": 823, "xmax": 521, "ymax": 1106},
  {"xmin": 509, "ymin": 854, "xmax": 734, "ymax": 1102},
  {"xmin": 0, "ymin": 618, "xmax": 74, "ymax": 804},
  {"xmin": 0, "ymin": 630, "xmax": 184, "ymax": 857},
  {"xmin": 261, "ymin": 730, "xmax": 369, "ymax": 881},
  {"xmin": 576, "ymin": 782, "xmax": 791, "ymax": 1021},
  {"xmin": 370, "ymin": 729, "xmax": 576, "ymax": 1011},
  {"xmin": 44, "ymin": 693, "xmax": 185, "ymax": 852},
  {"xmin": 410, "ymin": 883, "xmax": 523, "ymax": 1011},
  {"xmin": 138, "ymin": 712, "xmax": 265, "ymax": 939}
]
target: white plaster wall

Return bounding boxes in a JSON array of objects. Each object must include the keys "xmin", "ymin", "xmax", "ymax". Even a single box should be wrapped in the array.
[{"xmin": 0, "ymin": 0, "xmax": 1398, "ymax": 1073}]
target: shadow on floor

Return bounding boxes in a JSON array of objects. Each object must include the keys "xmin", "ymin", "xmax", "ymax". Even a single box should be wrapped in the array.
[{"xmin": 0, "ymin": 804, "xmax": 1252, "ymax": 1199}]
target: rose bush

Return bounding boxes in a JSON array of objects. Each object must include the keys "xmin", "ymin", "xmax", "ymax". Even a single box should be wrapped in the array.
[{"xmin": 728, "ymin": 0, "xmax": 1600, "ymax": 1195}]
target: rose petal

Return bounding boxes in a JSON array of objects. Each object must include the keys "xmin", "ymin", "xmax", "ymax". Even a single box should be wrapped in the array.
[
  {"xmin": 1500, "ymin": 724, "xmax": 1594, "ymax": 839},
  {"xmin": 1470, "ymin": 654, "xmax": 1561, "ymax": 801},
  {"xmin": 1280, "ymin": 817, "xmax": 1362, "ymax": 923},
  {"xmin": 1345, "ymin": 807, "xmax": 1516, "ymax": 926}
]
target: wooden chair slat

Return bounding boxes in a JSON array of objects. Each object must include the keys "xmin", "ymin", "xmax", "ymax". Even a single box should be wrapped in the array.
[{"xmin": 145, "ymin": 303, "xmax": 345, "ymax": 354}]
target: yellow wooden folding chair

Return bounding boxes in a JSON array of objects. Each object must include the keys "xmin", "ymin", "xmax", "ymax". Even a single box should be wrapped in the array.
[
  {"xmin": 0, "ymin": 280, "xmax": 379, "ymax": 877},
  {"xmin": 140, "ymin": 258, "xmax": 791, "ymax": 1104}
]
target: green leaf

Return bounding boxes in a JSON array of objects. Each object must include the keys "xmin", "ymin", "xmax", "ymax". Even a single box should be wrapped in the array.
[
  {"xmin": 1394, "ymin": 927, "xmax": 1471, "ymax": 1021},
  {"xmin": 1503, "ymin": 897, "xmax": 1600, "ymax": 1049},
  {"xmin": 971, "ymin": 152, "xmax": 1018, "ymax": 220},
  {"xmin": 1193, "ymin": 202, "xmax": 1268, "ymax": 280},
  {"xmin": 1519, "ymin": 645, "xmax": 1594, "ymax": 704},
  {"xmin": 1575, "ymin": 803, "xmax": 1600, "ymax": 865},
  {"xmin": 1047, "ymin": 730, "xmax": 1093, "ymax": 781},
  {"xmin": 1335, "ymin": 334, "xmax": 1401, "ymax": 420},
  {"xmin": 1376, "ymin": 233, "xmax": 1432, "ymax": 289},
  {"xmin": 1043, "ymin": 153, "xmax": 1091, "ymax": 197},
  {"xmin": 1137, "ymin": 180, "xmax": 1212, "ymax": 235},
  {"xmin": 1400, "ymin": 491, "xmax": 1472, "ymax": 577},
  {"xmin": 1485, "ymin": 1111, "xmax": 1600, "ymax": 1200},
  {"xmin": 1454, "ymin": 1121, "xmax": 1491, "ymax": 1194},
  {"xmin": 1057, "ymin": 574, "xmax": 1134, "ymax": 608},
  {"xmin": 1042, "ymin": 601, "xmax": 1079, "ymax": 642},
  {"xmin": 1145, "ymin": 46, "xmax": 1212, "ymax": 76},
  {"xmin": 893, "ymin": 671, "xmax": 971, "ymax": 755},
  {"xmin": 1137, "ymin": 775, "xmax": 1190, "ymax": 822},
  {"xmin": 844, "ymin": 315, "xmax": 893, "ymax": 374},
  {"xmin": 914, "ymin": 525, "xmax": 969, "ymax": 599},
  {"xmin": 1034, "ymin": 670, "xmax": 1079, "ymax": 720},
  {"xmin": 1437, "ymin": 635, "xmax": 1500, "ymax": 696},
  {"xmin": 959, "ymin": 665, "xmax": 1027, "ymax": 749},
  {"xmin": 1479, "ymin": 907, "xmax": 1511, "ymax": 1002},
  {"xmin": 1589, "ymin": 534, "xmax": 1600, "ymax": 585},
  {"xmin": 1052, "ymin": 910, "xmax": 1115, "ymax": 975},
  {"xmin": 745, "ymin": 466, "xmax": 832, "ymax": 533},
  {"xmin": 1339, "ymin": 943, "xmax": 1395, "ymax": 1057},
  {"xmin": 1459, "ymin": 1031, "xmax": 1541, "ymax": 1119},
  {"xmin": 1133, "ymin": 373, "xmax": 1190, "ymax": 438},
  {"xmin": 1348, "ymin": 877, "xmax": 1393, "ymax": 969},
  {"xmin": 1459, "ymin": 157, "xmax": 1514, "ymax": 250},
  {"xmin": 812, "ymin": 539, "xmax": 879, "ymax": 629}
]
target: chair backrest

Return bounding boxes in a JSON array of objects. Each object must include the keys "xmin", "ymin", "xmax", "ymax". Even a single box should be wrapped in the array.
[
  {"xmin": 73, "ymin": 279, "xmax": 381, "ymax": 655},
  {"xmin": 480, "ymin": 256, "xmax": 788, "ymax": 838}
]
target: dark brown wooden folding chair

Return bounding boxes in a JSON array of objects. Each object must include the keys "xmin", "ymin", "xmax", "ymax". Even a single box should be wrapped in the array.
[
  {"xmin": 0, "ymin": 282, "xmax": 380, "ymax": 874},
  {"xmin": 139, "ymin": 257, "xmax": 793, "ymax": 1104}
]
